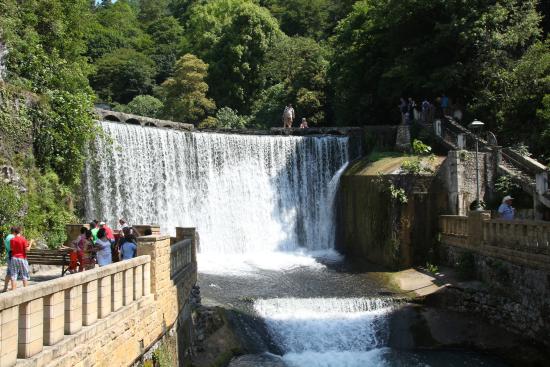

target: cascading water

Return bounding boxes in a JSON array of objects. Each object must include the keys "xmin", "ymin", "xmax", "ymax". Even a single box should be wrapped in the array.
[
  {"xmin": 254, "ymin": 297, "xmax": 394, "ymax": 367},
  {"xmin": 84, "ymin": 121, "xmax": 351, "ymax": 262}
]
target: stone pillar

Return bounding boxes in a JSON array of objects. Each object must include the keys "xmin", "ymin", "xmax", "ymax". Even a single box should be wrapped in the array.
[
  {"xmin": 18, "ymin": 299, "xmax": 43, "ymax": 358},
  {"xmin": 176, "ymin": 228, "xmax": 198, "ymax": 261},
  {"xmin": 98, "ymin": 276, "xmax": 112, "ymax": 319},
  {"xmin": 64, "ymin": 285, "xmax": 82, "ymax": 335},
  {"xmin": 143, "ymin": 262, "xmax": 151, "ymax": 296},
  {"xmin": 467, "ymin": 210, "xmax": 491, "ymax": 247},
  {"xmin": 434, "ymin": 119, "xmax": 442, "ymax": 136},
  {"xmin": 111, "ymin": 273, "xmax": 123, "ymax": 312},
  {"xmin": 457, "ymin": 134, "xmax": 465, "ymax": 149},
  {"xmin": 134, "ymin": 265, "xmax": 143, "ymax": 300},
  {"xmin": 82, "ymin": 280, "xmax": 98, "ymax": 326},
  {"xmin": 395, "ymin": 125, "xmax": 411, "ymax": 152},
  {"xmin": 123, "ymin": 269, "xmax": 134, "ymax": 306},
  {"xmin": 0, "ymin": 306, "xmax": 18, "ymax": 367},
  {"xmin": 43, "ymin": 291, "xmax": 64, "ymax": 345}
]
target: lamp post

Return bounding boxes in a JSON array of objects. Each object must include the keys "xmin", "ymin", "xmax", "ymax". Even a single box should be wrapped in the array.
[{"xmin": 468, "ymin": 119, "xmax": 485, "ymax": 211}]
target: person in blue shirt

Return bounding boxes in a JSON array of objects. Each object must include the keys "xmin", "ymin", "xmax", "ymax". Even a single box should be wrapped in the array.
[
  {"xmin": 119, "ymin": 227, "xmax": 137, "ymax": 260},
  {"xmin": 2, "ymin": 227, "xmax": 16, "ymax": 292},
  {"xmin": 498, "ymin": 195, "xmax": 515, "ymax": 220}
]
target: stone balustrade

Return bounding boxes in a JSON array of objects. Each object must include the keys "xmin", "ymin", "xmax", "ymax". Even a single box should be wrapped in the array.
[
  {"xmin": 440, "ymin": 211, "xmax": 550, "ymax": 270},
  {"xmin": 0, "ymin": 227, "xmax": 198, "ymax": 367},
  {"xmin": 0, "ymin": 256, "xmax": 150, "ymax": 367}
]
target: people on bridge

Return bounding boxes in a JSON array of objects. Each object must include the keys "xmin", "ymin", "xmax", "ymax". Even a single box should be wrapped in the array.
[
  {"xmin": 94, "ymin": 228, "xmax": 112, "ymax": 267},
  {"xmin": 282, "ymin": 104, "xmax": 295, "ymax": 128},
  {"xmin": 2, "ymin": 227, "xmax": 17, "ymax": 292},
  {"xmin": 498, "ymin": 195, "xmax": 515, "ymax": 220},
  {"xmin": 8, "ymin": 227, "xmax": 30, "ymax": 290},
  {"xmin": 90, "ymin": 220, "xmax": 99, "ymax": 242},
  {"xmin": 118, "ymin": 218, "xmax": 129, "ymax": 230},
  {"xmin": 300, "ymin": 118, "xmax": 309, "ymax": 129},
  {"xmin": 100, "ymin": 221, "xmax": 115, "ymax": 245}
]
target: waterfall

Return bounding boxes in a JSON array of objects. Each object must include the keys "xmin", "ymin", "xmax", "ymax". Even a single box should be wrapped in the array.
[
  {"xmin": 254, "ymin": 297, "xmax": 395, "ymax": 367},
  {"xmin": 84, "ymin": 121, "xmax": 351, "ymax": 258}
]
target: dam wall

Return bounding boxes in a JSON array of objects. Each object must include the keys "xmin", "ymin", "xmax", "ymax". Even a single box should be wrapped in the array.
[{"xmin": 0, "ymin": 229, "xmax": 197, "ymax": 367}]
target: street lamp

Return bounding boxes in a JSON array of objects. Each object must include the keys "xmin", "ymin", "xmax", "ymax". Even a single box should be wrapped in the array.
[{"xmin": 468, "ymin": 119, "xmax": 485, "ymax": 211}]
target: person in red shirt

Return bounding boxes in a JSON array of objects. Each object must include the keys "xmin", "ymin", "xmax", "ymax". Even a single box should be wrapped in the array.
[
  {"xmin": 8, "ymin": 227, "xmax": 30, "ymax": 290},
  {"xmin": 99, "ymin": 222, "xmax": 115, "ymax": 244}
]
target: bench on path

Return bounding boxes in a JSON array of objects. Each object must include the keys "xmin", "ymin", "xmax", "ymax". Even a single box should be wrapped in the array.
[{"xmin": 27, "ymin": 248, "xmax": 72, "ymax": 276}]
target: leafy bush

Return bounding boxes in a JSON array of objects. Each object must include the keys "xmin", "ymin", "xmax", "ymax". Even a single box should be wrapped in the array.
[
  {"xmin": 215, "ymin": 107, "xmax": 249, "ymax": 129},
  {"xmin": 389, "ymin": 183, "xmax": 408, "ymax": 204},
  {"xmin": 412, "ymin": 139, "xmax": 432, "ymax": 155},
  {"xmin": 0, "ymin": 182, "xmax": 23, "ymax": 234},
  {"xmin": 114, "ymin": 95, "xmax": 164, "ymax": 118},
  {"xmin": 495, "ymin": 175, "xmax": 519, "ymax": 195}
]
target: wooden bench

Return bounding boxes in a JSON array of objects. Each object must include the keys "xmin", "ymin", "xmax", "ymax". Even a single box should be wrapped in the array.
[{"xmin": 27, "ymin": 248, "xmax": 72, "ymax": 276}]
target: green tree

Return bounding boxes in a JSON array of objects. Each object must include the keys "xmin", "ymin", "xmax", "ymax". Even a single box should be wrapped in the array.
[
  {"xmin": 213, "ymin": 107, "xmax": 248, "ymax": 129},
  {"xmin": 186, "ymin": 0, "xmax": 282, "ymax": 113},
  {"xmin": 114, "ymin": 95, "xmax": 164, "ymax": 118},
  {"xmin": 263, "ymin": 36, "xmax": 328, "ymax": 125},
  {"xmin": 138, "ymin": 0, "xmax": 170, "ymax": 25},
  {"xmin": 146, "ymin": 16, "xmax": 184, "ymax": 82},
  {"xmin": 260, "ymin": 0, "xmax": 331, "ymax": 39},
  {"xmin": 251, "ymin": 83, "xmax": 287, "ymax": 128},
  {"xmin": 330, "ymin": 0, "xmax": 542, "ymax": 126},
  {"xmin": 91, "ymin": 48, "xmax": 156, "ymax": 103},
  {"xmin": 158, "ymin": 54, "xmax": 216, "ymax": 124},
  {"xmin": 0, "ymin": 182, "xmax": 22, "ymax": 233},
  {"xmin": 87, "ymin": 0, "xmax": 152, "ymax": 60}
]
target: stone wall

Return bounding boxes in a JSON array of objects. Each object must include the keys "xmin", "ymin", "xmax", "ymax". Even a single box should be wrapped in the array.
[
  {"xmin": 0, "ymin": 229, "xmax": 197, "ymax": 367},
  {"xmin": 438, "ymin": 213, "xmax": 550, "ymax": 346}
]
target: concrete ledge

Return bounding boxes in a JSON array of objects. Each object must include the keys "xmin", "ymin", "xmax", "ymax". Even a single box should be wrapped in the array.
[{"xmin": 0, "ymin": 256, "xmax": 150, "ymax": 310}]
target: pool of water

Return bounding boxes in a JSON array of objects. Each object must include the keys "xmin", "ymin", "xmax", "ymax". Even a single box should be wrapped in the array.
[{"xmin": 198, "ymin": 253, "xmax": 509, "ymax": 367}]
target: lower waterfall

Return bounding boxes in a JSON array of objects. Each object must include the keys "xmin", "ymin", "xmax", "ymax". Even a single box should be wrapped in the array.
[{"xmin": 84, "ymin": 121, "xmax": 352, "ymax": 258}]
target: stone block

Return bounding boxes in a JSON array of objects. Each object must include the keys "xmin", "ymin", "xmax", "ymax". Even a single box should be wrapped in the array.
[
  {"xmin": 123, "ymin": 269, "xmax": 133, "ymax": 306},
  {"xmin": 44, "ymin": 291, "xmax": 64, "ymax": 346},
  {"xmin": 133, "ymin": 266, "xmax": 143, "ymax": 301},
  {"xmin": 18, "ymin": 299, "xmax": 43, "ymax": 358},
  {"xmin": 64, "ymin": 285, "xmax": 82, "ymax": 335},
  {"xmin": 82, "ymin": 281, "xmax": 98, "ymax": 326},
  {"xmin": 111, "ymin": 273, "xmax": 123, "ymax": 312},
  {"xmin": 98, "ymin": 276, "xmax": 112, "ymax": 319}
]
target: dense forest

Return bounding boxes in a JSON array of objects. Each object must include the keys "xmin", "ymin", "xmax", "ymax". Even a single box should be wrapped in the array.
[{"xmin": 0, "ymin": 0, "xmax": 548, "ymax": 243}]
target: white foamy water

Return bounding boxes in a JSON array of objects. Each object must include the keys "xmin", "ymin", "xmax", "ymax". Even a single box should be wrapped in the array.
[
  {"xmin": 255, "ymin": 297, "xmax": 395, "ymax": 366},
  {"xmin": 84, "ymin": 121, "xmax": 352, "ymax": 272}
]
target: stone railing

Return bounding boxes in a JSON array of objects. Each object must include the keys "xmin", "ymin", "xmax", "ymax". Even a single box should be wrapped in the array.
[
  {"xmin": 440, "ymin": 211, "xmax": 550, "ymax": 270},
  {"xmin": 482, "ymin": 219, "xmax": 550, "ymax": 255},
  {"xmin": 0, "ymin": 228, "xmax": 198, "ymax": 367},
  {"xmin": 0, "ymin": 256, "xmax": 150, "ymax": 367}
]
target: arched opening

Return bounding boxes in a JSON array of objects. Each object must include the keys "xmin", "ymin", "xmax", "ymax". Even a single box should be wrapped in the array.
[
  {"xmin": 104, "ymin": 115, "xmax": 121, "ymax": 122},
  {"xmin": 126, "ymin": 118, "xmax": 141, "ymax": 125},
  {"xmin": 144, "ymin": 122, "xmax": 157, "ymax": 127}
]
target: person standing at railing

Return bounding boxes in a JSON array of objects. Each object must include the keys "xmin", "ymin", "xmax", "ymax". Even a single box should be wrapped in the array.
[
  {"xmin": 8, "ymin": 226, "xmax": 30, "ymax": 290},
  {"xmin": 94, "ymin": 228, "xmax": 112, "ymax": 267},
  {"xmin": 2, "ymin": 226, "xmax": 17, "ymax": 292},
  {"xmin": 119, "ymin": 227, "xmax": 138, "ymax": 260},
  {"xmin": 498, "ymin": 195, "xmax": 515, "ymax": 220}
]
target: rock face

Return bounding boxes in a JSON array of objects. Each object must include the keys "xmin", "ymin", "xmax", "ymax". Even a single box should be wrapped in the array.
[
  {"xmin": 1, "ymin": 165, "xmax": 26, "ymax": 192},
  {"xmin": 0, "ymin": 40, "xmax": 7, "ymax": 81}
]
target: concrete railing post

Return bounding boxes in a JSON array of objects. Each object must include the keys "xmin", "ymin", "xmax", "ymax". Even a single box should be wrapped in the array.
[
  {"xmin": 64, "ymin": 285, "xmax": 82, "ymax": 335},
  {"xmin": 143, "ymin": 262, "xmax": 151, "ymax": 296},
  {"xmin": 98, "ymin": 276, "xmax": 112, "ymax": 319},
  {"xmin": 0, "ymin": 306, "xmax": 18, "ymax": 367},
  {"xmin": 82, "ymin": 280, "xmax": 98, "ymax": 326},
  {"xmin": 134, "ymin": 265, "xmax": 143, "ymax": 300},
  {"xmin": 123, "ymin": 269, "xmax": 134, "ymax": 306},
  {"xmin": 43, "ymin": 291, "xmax": 64, "ymax": 345},
  {"xmin": 467, "ymin": 211, "xmax": 491, "ymax": 247},
  {"xmin": 18, "ymin": 299, "xmax": 43, "ymax": 358},
  {"xmin": 111, "ymin": 273, "xmax": 123, "ymax": 312}
]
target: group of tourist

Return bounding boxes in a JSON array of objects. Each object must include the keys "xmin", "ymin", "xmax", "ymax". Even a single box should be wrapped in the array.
[
  {"xmin": 0, "ymin": 219, "xmax": 144, "ymax": 292},
  {"xmin": 398, "ymin": 94, "xmax": 463, "ymax": 125},
  {"xmin": 282, "ymin": 104, "xmax": 309, "ymax": 129},
  {"xmin": 67, "ymin": 219, "xmax": 140, "ymax": 273}
]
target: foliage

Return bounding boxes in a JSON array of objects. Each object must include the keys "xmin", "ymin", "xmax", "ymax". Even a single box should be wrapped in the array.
[
  {"xmin": 214, "ymin": 107, "xmax": 248, "ymax": 129},
  {"xmin": 388, "ymin": 183, "xmax": 408, "ymax": 204},
  {"xmin": 425, "ymin": 262, "xmax": 439, "ymax": 274},
  {"xmin": 146, "ymin": 16, "xmax": 185, "ymax": 83},
  {"xmin": 412, "ymin": 139, "xmax": 432, "ymax": 156},
  {"xmin": 158, "ymin": 54, "xmax": 216, "ymax": 124},
  {"xmin": 91, "ymin": 48, "xmax": 156, "ymax": 104},
  {"xmin": 495, "ymin": 175, "xmax": 520, "ymax": 195},
  {"xmin": 262, "ymin": 36, "xmax": 328, "ymax": 125},
  {"xmin": 186, "ymin": 0, "xmax": 283, "ymax": 113},
  {"xmin": 0, "ymin": 182, "xmax": 22, "ymax": 233},
  {"xmin": 87, "ymin": 0, "xmax": 152, "ymax": 60},
  {"xmin": 401, "ymin": 158, "xmax": 426, "ymax": 175},
  {"xmin": 114, "ymin": 95, "xmax": 164, "ymax": 118},
  {"xmin": 330, "ymin": 0, "xmax": 542, "ymax": 127},
  {"xmin": 250, "ymin": 83, "xmax": 288, "ymax": 128}
]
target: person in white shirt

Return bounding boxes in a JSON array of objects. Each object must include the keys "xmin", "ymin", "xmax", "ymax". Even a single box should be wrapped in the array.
[
  {"xmin": 498, "ymin": 195, "xmax": 515, "ymax": 220},
  {"xmin": 282, "ymin": 104, "xmax": 295, "ymax": 128}
]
